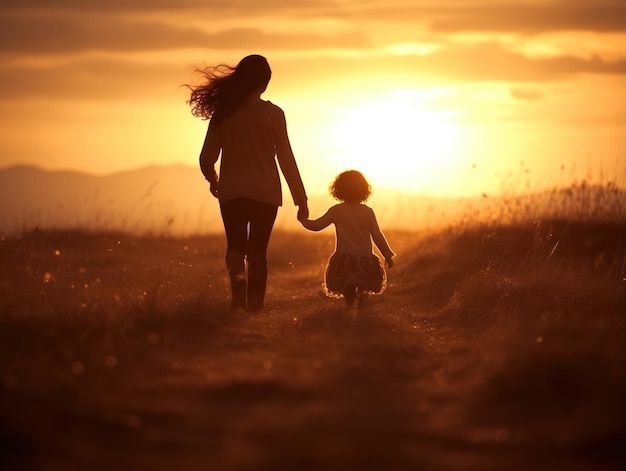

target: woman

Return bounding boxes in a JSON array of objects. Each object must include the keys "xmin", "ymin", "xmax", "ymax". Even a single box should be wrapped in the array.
[{"xmin": 187, "ymin": 54, "xmax": 308, "ymax": 312}]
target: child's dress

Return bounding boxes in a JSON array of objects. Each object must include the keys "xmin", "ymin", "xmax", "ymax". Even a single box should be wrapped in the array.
[{"xmin": 301, "ymin": 203, "xmax": 395, "ymax": 298}]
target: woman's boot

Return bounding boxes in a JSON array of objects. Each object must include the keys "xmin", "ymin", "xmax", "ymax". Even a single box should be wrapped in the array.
[
  {"xmin": 247, "ymin": 262, "xmax": 267, "ymax": 312},
  {"xmin": 226, "ymin": 250, "xmax": 247, "ymax": 311}
]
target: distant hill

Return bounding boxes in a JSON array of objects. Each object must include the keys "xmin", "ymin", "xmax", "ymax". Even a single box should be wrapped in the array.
[
  {"xmin": 0, "ymin": 165, "xmax": 462, "ymax": 236},
  {"xmin": 1, "ymin": 165, "xmax": 622, "ymax": 236},
  {"xmin": 0, "ymin": 164, "xmax": 222, "ymax": 236}
]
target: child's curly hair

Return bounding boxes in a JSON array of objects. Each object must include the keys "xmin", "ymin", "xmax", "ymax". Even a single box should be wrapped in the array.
[{"xmin": 330, "ymin": 170, "xmax": 372, "ymax": 203}]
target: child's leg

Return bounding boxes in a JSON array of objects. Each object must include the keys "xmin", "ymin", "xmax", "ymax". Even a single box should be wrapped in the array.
[
  {"xmin": 355, "ymin": 289, "xmax": 368, "ymax": 309},
  {"xmin": 343, "ymin": 285, "xmax": 358, "ymax": 310}
]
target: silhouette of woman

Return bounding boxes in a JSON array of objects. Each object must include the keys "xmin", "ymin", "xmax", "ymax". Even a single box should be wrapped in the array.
[
  {"xmin": 298, "ymin": 170, "xmax": 394, "ymax": 312},
  {"xmin": 187, "ymin": 54, "xmax": 309, "ymax": 312}
]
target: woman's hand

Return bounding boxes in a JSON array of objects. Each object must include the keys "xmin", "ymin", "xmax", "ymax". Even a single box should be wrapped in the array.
[
  {"xmin": 297, "ymin": 204, "xmax": 309, "ymax": 221},
  {"xmin": 209, "ymin": 180, "xmax": 219, "ymax": 198},
  {"xmin": 385, "ymin": 257, "xmax": 394, "ymax": 268}
]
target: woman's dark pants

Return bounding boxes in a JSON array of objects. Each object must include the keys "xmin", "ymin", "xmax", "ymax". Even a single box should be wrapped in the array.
[{"xmin": 220, "ymin": 198, "xmax": 278, "ymax": 311}]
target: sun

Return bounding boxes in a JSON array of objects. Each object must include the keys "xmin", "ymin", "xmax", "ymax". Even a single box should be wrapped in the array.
[{"xmin": 325, "ymin": 96, "xmax": 464, "ymax": 194}]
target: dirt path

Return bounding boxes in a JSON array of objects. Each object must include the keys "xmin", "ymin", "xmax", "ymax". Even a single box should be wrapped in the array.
[
  {"xmin": 0, "ymin": 298, "xmax": 607, "ymax": 471},
  {"xmin": 0, "ymin": 229, "xmax": 623, "ymax": 470}
]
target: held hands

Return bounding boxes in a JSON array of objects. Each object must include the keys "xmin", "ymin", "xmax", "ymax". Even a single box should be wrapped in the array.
[
  {"xmin": 297, "ymin": 204, "xmax": 309, "ymax": 221},
  {"xmin": 385, "ymin": 256, "xmax": 394, "ymax": 268}
]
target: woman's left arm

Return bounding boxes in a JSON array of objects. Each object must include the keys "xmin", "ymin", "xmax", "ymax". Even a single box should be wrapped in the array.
[
  {"xmin": 273, "ymin": 108, "xmax": 308, "ymax": 208},
  {"xmin": 199, "ymin": 119, "xmax": 220, "ymax": 198}
]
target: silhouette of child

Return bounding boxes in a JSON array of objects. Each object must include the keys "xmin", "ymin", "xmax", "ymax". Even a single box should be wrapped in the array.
[{"xmin": 298, "ymin": 170, "xmax": 395, "ymax": 311}]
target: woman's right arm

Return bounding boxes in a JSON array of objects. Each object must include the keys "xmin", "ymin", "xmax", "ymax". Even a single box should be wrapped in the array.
[
  {"xmin": 199, "ymin": 119, "xmax": 220, "ymax": 198},
  {"xmin": 273, "ymin": 107, "xmax": 308, "ymax": 209}
]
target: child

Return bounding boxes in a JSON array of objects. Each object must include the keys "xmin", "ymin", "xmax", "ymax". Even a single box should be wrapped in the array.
[{"xmin": 298, "ymin": 170, "xmax": 395, "ymax": 311}]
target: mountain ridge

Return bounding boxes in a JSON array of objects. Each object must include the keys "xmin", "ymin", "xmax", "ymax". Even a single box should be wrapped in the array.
[
  {"xmin": 1, "ymin": 164, "xmax": 473, "ymax": 236},
  {"xmin": 1, "ymin": 164, "xmax": 622, "ymax": 236}
]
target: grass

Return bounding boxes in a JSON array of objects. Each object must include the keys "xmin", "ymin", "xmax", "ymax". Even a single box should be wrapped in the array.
[{"xmin": 0, "ymin": 181, "xmax": 625, "ymax": 470}]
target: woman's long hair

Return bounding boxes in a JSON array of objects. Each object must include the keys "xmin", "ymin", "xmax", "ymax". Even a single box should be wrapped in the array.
[{"xmin": 186, "ymin": 54, "xmax": 271, "ymax": 122}]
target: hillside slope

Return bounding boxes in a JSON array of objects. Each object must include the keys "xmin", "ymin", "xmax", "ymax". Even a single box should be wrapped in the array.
[{"xmin": 0, "ymin": 218, "xmax": 624, "ymax": 470}]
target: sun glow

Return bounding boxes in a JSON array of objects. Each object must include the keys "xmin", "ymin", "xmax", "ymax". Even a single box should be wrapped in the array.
[{"xmin": 326, "ymin": 96, "xmax": 465, "ymax": 194}]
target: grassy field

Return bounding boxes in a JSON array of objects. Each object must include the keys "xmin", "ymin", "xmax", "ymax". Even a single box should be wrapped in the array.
[{"xmin": 0, "ymin": 210, "xmax": 624, "ymax": 469}]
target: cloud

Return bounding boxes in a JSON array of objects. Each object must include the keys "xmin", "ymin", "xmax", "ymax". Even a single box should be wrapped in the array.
[
  {"xmin": 278, "ymin": 43, "xmax": 626, "ymax": 89},
  {"xmin": 0, "ymin": 59, "xmax": 186, "ymax": 101},
  {"xmin": 330, "ymin": 0, "xmax": 626, "ymax": 35},
  {"xmin": 0, "ymin": 2, "xmax": 624, "ymax": 104},
  {"xmin": 1, "ymin": 42, "xmax": 623, "ymax": 102},
  {"xmin": 0, "ymin": 13, "xmax": 368, "ymax": 54},
  {"xmin": 1, "ymin": 1, "xmax": 624, "ymax": 59},
  {"xmin": 0, "ymin": 0, "xmax": 329, "ymax": 13},
  {"xmin": 429, "ymin": 1, "xmax": 626, "ymax": 34},
  {"xmin": 509, "ymin": 87, "xmax": 545, "ymax": 101},
  {"xmin": 422, "ymin": 43, "xmax": 626, "ymax": 81},
  {"xmin": 4, "ymin": 0, "xmax": 625, "ymax": 38}
]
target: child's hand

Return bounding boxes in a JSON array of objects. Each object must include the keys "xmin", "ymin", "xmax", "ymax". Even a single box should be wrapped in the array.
[
  {"xmin": 297, "ymin": 204, "xmax": 309, "ymax": 221},
  {"xmin": 385, "ymin": 257, "xmax": 394, "ymax": 268}
]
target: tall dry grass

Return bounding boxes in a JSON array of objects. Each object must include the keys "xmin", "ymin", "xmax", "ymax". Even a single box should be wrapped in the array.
[
  {"xmin": 0, "ymin": 169, "xmax": 624, "ymax": 469},
  {"xmin": 390, "ymin": 172, "xmax": 625, "ymax": 459}
]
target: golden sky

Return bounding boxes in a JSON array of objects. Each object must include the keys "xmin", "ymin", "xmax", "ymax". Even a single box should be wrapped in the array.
[{"xmin": 0, "ymin": 0, "xmax": 624, "ymax": 197}]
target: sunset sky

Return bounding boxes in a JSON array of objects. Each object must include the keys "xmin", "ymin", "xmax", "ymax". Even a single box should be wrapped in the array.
[{"xmin": 0, "ymin": 0, "xmax": 624, "ymax": 197}]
